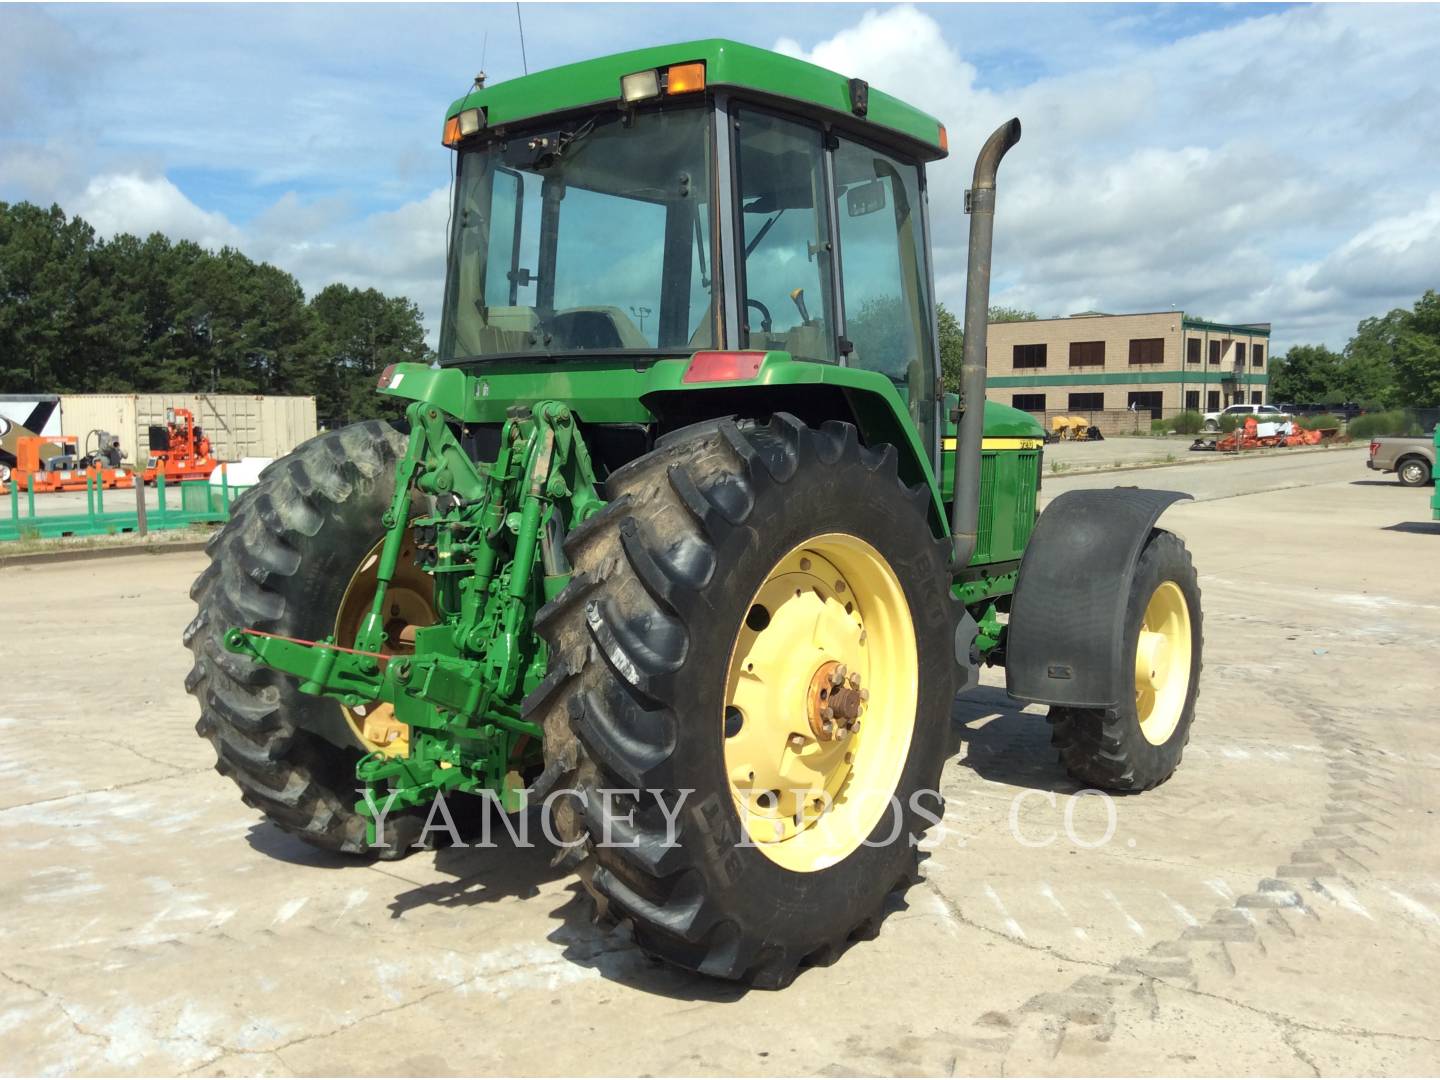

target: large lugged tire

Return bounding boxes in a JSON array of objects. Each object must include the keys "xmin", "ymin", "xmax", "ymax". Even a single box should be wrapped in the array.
[
  {"xmin": 1049, "ymin": 530, "xmax": 1203, "ymax": 792},
  {"xmin": 184, "ymin": 420, "xmax": 428, "ymax": 858},
  {"xmin": 525, "ymin": 415, "xmax": 961, "ymax": 988}
]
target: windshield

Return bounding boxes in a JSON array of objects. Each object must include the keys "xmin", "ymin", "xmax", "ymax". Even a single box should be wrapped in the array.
[{"xmin": 439, "ymin": 106, "xmax": 715, "ymax": 363}]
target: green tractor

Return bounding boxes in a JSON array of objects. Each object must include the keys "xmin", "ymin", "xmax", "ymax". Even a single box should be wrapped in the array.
[{"xmin": 186, "ymin": 40, "xmax": 1203, "ymax": 988}]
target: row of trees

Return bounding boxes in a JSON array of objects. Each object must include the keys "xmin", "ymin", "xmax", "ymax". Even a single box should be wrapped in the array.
[
  {"xmin": 0, "ymin": 202, "xmax": 431, "ymax": 423},
  {"xmin": 1272, "ymin": 291, "xmax": 1440, "ymax": 408}
]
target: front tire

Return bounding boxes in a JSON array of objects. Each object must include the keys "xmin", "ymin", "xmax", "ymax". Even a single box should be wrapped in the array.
[
  {"xmin": 525, "ymin": 415, "xmax": 961, "ymax": 987},
  {"xmin": 1050, "ymin": 530, "xmax": 1203, "ymax": 792}
]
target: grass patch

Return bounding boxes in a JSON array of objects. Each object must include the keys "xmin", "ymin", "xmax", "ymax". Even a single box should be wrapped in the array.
[{"xmin": 1348, "ymin": 410, "xmax": 1423, "ymax": 439}]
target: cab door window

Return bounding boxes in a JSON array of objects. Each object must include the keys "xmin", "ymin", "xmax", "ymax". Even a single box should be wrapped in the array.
[
  {"xmin": 734, "ymin": 109, "xmax": 836, "ymax": 362},
  {"xmin": 833, "ymin": 137, "xmax": 937, "ymax": 389}
]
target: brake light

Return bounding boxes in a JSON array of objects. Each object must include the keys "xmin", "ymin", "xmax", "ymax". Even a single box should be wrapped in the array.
[
  {"xmin": 377, "ymin": 364, "xmax": 397, "ymax": 390},
  {"xmin": 1370, "ymin": 440, "xmax": 1379, "ymax": 458},
  {"xmin": 682, "ymin": 351, "xmax": 765, "ymax": 384}
]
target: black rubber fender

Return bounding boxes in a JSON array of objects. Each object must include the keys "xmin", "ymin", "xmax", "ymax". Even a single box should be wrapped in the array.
[{"xmin": 1005, "ymin": 487, "xmax": 1190, "ymax": 708}]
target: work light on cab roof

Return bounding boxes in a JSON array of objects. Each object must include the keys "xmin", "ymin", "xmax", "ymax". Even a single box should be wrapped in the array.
[{"xmin": 190, "ymin": 35, "xmax": 1206, "ymax": 992}]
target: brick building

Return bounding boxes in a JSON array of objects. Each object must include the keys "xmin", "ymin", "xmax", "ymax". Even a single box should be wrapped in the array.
[{"xmin": 986, "ymin": 311, "xmax": 1270, "ymax": 419}]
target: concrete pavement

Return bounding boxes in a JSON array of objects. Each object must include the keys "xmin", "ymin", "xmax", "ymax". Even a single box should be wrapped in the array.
[{"xmin": 1, "ymin": 448, "xmax": 1436, "ymax": 1076}]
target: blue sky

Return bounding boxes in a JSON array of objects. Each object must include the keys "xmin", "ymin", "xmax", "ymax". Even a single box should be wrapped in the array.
[{"xmin": 2, "ymin": 3, "xmax": 1436, "ymax": 353}]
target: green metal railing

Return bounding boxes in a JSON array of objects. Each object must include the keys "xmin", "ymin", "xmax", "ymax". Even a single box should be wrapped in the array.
[{"xmin": 1, "ymin": 468, "xmax": 240, "ymax": 542}]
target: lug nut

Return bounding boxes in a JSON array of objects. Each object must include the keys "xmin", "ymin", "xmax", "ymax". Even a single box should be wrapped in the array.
[
  {"xmin": 789, "ymin": 733, "xmax": 806, "ymax": 749},
  {"xmin": 859, "ymin": 688, "xmax": 870, "ymax": 702}
]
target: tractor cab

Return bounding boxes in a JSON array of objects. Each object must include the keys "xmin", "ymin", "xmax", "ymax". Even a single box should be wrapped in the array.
[{"xmin": 438, "ymin": 39, "xmax": 948, "ymax": 452}]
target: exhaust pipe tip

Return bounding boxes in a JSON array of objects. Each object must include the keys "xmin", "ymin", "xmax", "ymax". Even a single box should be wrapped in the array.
[{"xmin": 971, "ymin": 117, "xmax": 1022, "ymax": 191}]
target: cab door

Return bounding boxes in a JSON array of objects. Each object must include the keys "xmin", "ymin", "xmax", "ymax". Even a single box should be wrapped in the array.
[{"xmin": 829, "ymin": 136, "xmax": 941, "ymax": 460}]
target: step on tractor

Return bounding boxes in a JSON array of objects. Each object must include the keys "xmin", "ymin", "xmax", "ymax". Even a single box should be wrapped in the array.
[{"xmin": 186, "ymin": 40, "xmax": 1203, "ymax": 988}]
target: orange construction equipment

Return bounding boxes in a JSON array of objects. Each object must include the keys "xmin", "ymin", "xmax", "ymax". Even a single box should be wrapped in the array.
[
  {"xmin": 0, "ymin": 434, "xmax": 135, "ymax": 494},
  {"xmin": 1214, "ymin": 416, "xmax": 1332, "ymax": 452},
  {"xmin": 142, "ymin": 408, "xmax": 218, "ymax": 485}
]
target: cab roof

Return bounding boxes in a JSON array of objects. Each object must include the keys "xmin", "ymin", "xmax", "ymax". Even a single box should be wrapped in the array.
[{"xmin": 445, "ymin": 38, "xmax": 948, "ymax": 162}]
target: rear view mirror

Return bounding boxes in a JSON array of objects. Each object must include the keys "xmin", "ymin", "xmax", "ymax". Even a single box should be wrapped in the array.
[{"xmin": 846, "ymin": 179, "xmax": 887, "ymax": 217}]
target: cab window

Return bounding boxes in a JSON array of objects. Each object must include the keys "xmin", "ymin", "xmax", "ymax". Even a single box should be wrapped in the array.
[
  {"xmin": 734, "ymin": 109, "xmax": 836, "ymax": 362},
  {"xmin": 833, "ymin": 136, "xmax": 937, "ymax": 442}
]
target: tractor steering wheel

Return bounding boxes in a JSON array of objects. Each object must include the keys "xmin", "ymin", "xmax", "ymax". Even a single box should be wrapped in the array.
[{"xmin": 746, "ymin": 298, "xmax": 773, "ymax": 335}]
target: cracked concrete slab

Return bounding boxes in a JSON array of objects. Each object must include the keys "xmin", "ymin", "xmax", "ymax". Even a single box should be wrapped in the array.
[{"xmin": 1, "ymin": 449, "xmax": 1435, "ymax": 1076}]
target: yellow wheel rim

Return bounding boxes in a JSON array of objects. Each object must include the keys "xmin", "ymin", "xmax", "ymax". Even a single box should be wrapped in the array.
[
  {"xmin": 722, "ymin": 533, "xmax": 918, "ymax": 873},
  {"xmin": 1135, "ymin": 580, "xmax": 1192, "ymax": 746},
  {"xmin": 333, "ymin": 532, "xmax": 435, "ymax": 757}
]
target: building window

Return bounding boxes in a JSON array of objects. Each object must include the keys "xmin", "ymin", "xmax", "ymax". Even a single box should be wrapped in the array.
[
  {"xmin": 1208, "ymin": 340, "xmax": 1221, "ymax": 365},
  {"xmin": 1068, "ymin": 392, "xmax": 1104, "ymax": 410},
  {"xmin": 1206, "ymin": 389, "xmax": 1220, "ymax": 411},
  {"xmin": 1251, "ymin": 390, "xmax": 1263, "ymax": 404},
  {"xmin": 1012, "ymin": 393, "xmax": 1046, "ymax": 412},
  {"xmin": 1235, "ymin": 343, "xmax": 1246, "ymax": 365},
  {"xmin": 1127, "ymin": 391, "xmax": 1163, "ymax": 418},
  {"xmin": 1128, "ymin": 337, "xmax": 1164, "ymax": 365},
  {"xmin": 1013, "ymin": 343, "xmax": 1047, "ymax": 369},
  {"xmin": 1069, "ymin": 341, "xmax": 1105, "ymax": 367},
  {"xmin": 1252, "ymin": 344, "xmax": 1264, "ymax": 367},
  {"xmin": 1187, "ymin": 338, "xmax": 1201, "ymax": 364},
  {"xmin": 1185, "ymin": 389, "xmax": 1200, "ymax": 410}
]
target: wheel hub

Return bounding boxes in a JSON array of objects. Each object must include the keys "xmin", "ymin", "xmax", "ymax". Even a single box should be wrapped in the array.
[{"xmin": 807, "ymin": 661, "xmax": 868, "ymax": 741}]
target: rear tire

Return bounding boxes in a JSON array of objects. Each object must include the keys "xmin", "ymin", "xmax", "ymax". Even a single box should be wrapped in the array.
[
  {"xmin": 184, "ymin": 421, "xmax": 429, "ymax": 858},
  {"xmin": 1049, "ymin": 530, "xmax": 1203, "ymax": 792},
  {"xmin": 1397, "ymin": 457, "xmax": 1431, "ymax": 487},
  {"xmin": 525, "ymin": 415, "xmax": 960, "ymax": 987}
]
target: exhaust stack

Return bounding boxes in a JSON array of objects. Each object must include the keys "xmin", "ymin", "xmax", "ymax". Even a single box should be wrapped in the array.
[{"xmin": 951, "ymin": 117, "xmax": 1022, "ymax": 567}]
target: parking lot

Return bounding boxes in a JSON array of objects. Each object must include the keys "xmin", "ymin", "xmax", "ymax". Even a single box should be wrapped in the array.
[{"xmin": 2, "ymin": 445, "xmax": 1437, "ymax": 1076}]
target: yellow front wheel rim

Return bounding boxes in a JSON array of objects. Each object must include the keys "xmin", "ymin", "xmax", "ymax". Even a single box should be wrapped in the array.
[
  {"xmin": 333, "ymin": 532, "xmax": 436, "ymax": 757},
  {"xmin": 722, "ymin": 533, "xmax": 918, "ymax": 873},
  {"xmin": 1135, "ymin": 580, "xmax": 1192, "ymax": 745}
]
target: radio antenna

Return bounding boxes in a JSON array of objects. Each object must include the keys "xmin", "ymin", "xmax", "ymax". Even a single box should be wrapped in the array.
[{"xmin": 515, "ymin": 3, "xmax": 529, "ymax": 75}]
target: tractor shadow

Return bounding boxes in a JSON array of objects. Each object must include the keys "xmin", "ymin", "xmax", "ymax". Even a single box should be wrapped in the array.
[
  {"xmin": 245, "ymin": 801, "xmax": 571, "ymax": 910},
  {"xmin": 543, "ymin": 883, "xmax": 752, "ymax": 1002},
  {"xmin": 383, "ymin": 804, "xmax": 571, "ymax": 917},
  {"xmin": 1383, "ymin": 521, "xmax": 1440, "ymax": 535},
  {"xmin": 543, "ymin": 879, "xmax": 915, "ymax": 1002},
  {"xmin": 949, "ymin": 683, "xmax": 1089, "ymax": 795}
]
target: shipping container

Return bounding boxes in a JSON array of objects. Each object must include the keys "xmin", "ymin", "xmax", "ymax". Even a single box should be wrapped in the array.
[{"xmin": 58, "ymin": 393, "xmax": 317, "ymax": 467}]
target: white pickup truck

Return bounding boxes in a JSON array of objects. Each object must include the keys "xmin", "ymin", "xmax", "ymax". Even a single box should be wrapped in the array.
[{"xmin": 1202, "ymin": 403, "xmax": 1285, "ymax": 432}]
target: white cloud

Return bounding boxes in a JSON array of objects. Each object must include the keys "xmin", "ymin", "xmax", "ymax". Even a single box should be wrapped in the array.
[{"xmin": 72, "ymin": 173, "xmax": 243, "ymax": 251}]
